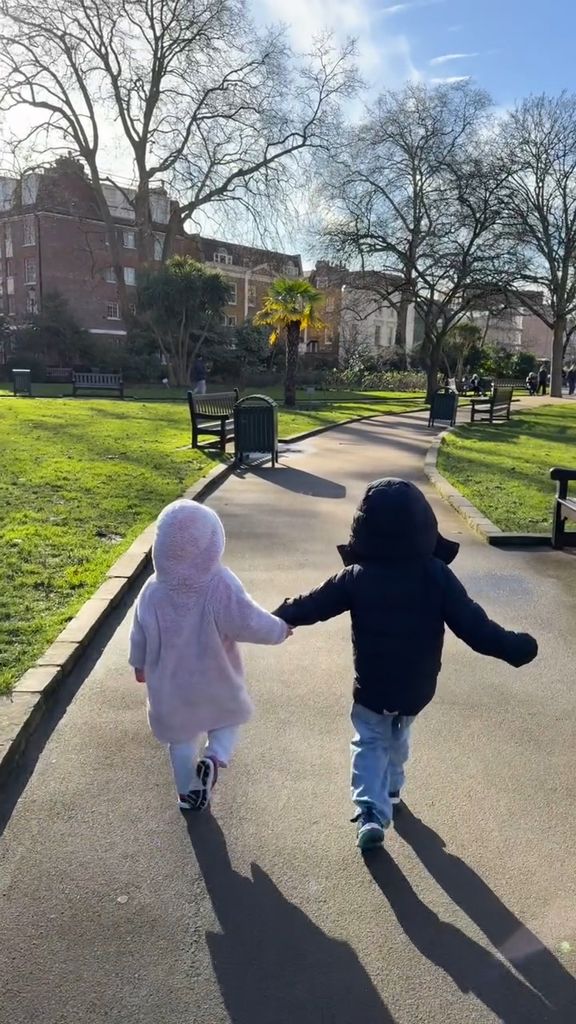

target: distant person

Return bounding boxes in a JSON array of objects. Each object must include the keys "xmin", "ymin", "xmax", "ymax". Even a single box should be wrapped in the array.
[
  {"xmin": 526, "ymin": 371, "xmax": 537, "ymax": 396},
  {"xmin": 567, "ymin": 365, "xmax": 576, "ymax": 396},
  {"xmin": 274, "ymin": 479, "xmax": 537, "ymax": 851},
  {"xmin": 192, "ymin": 355, "xmax": 207, "ymax": 395},
  {"xmin": 469, "ymin": 373, "xmax": 481, "ymax": 395},
  {"xmin": 537, "ymin": 364, "xmax": 548, "ymax": 396},
  {"xmin": 129, "ymin": 500, "xmax": 290, "ymax": 811}
]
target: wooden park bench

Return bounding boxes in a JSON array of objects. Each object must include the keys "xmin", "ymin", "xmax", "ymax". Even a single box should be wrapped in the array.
[
  {"xmin": 470, "ymin": 385, "xmax": 513, "ymax": 424},
  {"xmin": 187, "ymin": 389, "xmax": 239, "ymax": 453},
  {"xmin": 492, "ymin": 378, "xmax": 527, "ymax": 391},
  {"xmin": 72, "ymin": 372, "xmax": 124, "ymax": 398},
  {"xmin": 46, "ymin": 367, "xmax": 74, "ymax": 383},
  {"xmin": 550, "ymin": 468, "xmax": 576, "ymax": 549}
]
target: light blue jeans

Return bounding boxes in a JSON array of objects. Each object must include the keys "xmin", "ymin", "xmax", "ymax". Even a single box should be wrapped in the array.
[{"xmin": 350, "ymin": 703, "xmax": 415, "ymax": 827}]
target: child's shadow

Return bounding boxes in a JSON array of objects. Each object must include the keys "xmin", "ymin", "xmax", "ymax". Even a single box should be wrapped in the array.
[
  {"xmin": 365, "ymin": 810, "xmax": 576, "ymax": 1023},
  {"xmin": 394, "ymin": 808, "xmax": 576, "ymax": 1020},
  {"xmin": 186, "ymin": 815, "xmax": 396, "ymax": 1024}
]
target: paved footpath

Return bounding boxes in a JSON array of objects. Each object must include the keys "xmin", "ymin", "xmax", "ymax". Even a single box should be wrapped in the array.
[{"xmin": 1, "ymin": 410, "xmax": 576, "ymax": 1024}]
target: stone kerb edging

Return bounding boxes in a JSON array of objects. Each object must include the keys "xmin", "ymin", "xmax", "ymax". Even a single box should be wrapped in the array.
[
  {"xmin": 424, "ymin": 429, "xmax": 505, "ymax": 542},
  {"xmin": 425, "ymin": 428, "xmax": 550, "ymax": 548}
]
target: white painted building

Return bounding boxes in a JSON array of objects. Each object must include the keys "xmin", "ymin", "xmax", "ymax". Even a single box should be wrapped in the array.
[{"xmin": 339, "ymin": 280, "xmax": 416, "ymax": 360}]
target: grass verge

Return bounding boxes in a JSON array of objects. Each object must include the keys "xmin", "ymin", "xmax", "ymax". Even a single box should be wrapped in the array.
[{"xmin": 437, "ymin": 404, "xmax": 576, "ymax": 533}]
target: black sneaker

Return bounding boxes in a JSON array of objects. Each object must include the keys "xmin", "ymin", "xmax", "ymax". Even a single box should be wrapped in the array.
[
  {"xmin": 353, "ymin": 807, "xmax": 385, "ymax": 850},
  {"xmin": 178, "ymin": 757, "xmax": 216, "ymax": 812}
]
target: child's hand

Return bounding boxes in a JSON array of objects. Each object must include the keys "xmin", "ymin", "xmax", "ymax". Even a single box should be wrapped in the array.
[{"xmin": 134, "ymin": 668, "xmax": 146, "ymax": 683}]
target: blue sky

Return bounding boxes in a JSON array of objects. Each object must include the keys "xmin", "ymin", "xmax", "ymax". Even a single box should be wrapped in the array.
[{"xmin": 254, "ymin": 0, "xmax": 575, "ymax": 106}]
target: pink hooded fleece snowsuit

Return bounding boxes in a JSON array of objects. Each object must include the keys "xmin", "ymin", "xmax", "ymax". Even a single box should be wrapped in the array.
[{"xmin": 129, "ymin": 499, "xmax": 289, "ymax": 745}]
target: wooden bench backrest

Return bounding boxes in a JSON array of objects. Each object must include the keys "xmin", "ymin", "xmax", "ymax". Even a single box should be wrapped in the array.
[
  {"xmin": 493, "ymin": 378, "xmax": 525, "ymax": 390},
  {"xmin": 73, "ymin": 372, "xmax": 122, "ymax": 385},
  {"xmin": 492, "ymin": 386, "xmax": 513, "ymax": 406},
  {"xmin": 189, "ymin": 390, "xmax": 238, "ymax": 417}
]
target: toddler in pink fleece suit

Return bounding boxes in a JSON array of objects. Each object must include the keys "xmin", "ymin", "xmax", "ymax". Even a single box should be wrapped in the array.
[{"xmin": 129, "ymin": 498, "xmax": 289, "ymax": 810}]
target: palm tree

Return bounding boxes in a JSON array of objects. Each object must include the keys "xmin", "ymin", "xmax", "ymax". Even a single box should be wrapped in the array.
[{"xmin": 254, "ymin": 278, "xmax": 325, "ymax": 407}]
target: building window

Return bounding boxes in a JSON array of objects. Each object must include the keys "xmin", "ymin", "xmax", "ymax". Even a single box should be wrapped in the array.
[
  {"xmin": 225, "ymin": 315, "xmax": 237, "ymax": 327},
  {"xmin": 104, "ymin": 266, "xmax": 116, "ymax": 283},
  {"xmin": 248, "ymin": 283, "xmax": 257, "ymax": 307},
  {"xmin": 153, "ymin": 233, "xmax": 164, "ymax": 261},
  {"xmin": 23, "ymin": 216, "xmax": 36, "ymax": 247},
  {"xmin": 374, "ymin": 325, "xmax": 382, "ymax": 347},
  {"xmin": 129, "ymin": 303, "xmax": 137, "ymax": 316},
  {"xmin": 285, "ymin": 262, "xmax": 298, "ymax": 278},
  {"xmin": 227, "ymin": 281, "xmax": 237, "ymax": 305},
  {"xmin": 26, "ymin": 295, "xmax": 38, "ymax": 314},
  {"xmin": 124, "ymin": 266, "xmax": 136, "ymax": 286},
  {"xmin": 7, "ymin": 295, "xmax": 15, "ymax": 315},
  {"xmin": 307, "ymin": 340, "xmax": 319, "ymax": 354},
  {"xmin": 24, "ymin": 258, "xmax": 36, "ymax": 285},
  {"xmin": 325, "ymin": 297, "xmax": 335, "ymax": 313},
  {"xmin": 214, "ymin": 251, "xmax": 232, "ymax": 265},
  {"xmin": 5, "ymin": 224, "xmax": 13, "ymax": 258},
  {"xmin": 123, "ymin": 229, "xmax": 136, "ymax": 249},
  {"xmin": 106, "ymin": 301, "xmax": 120, "ymax": 320},
  {"xmin": 5, "ymin": 258, "xmax": 13, "ymax": 277}
]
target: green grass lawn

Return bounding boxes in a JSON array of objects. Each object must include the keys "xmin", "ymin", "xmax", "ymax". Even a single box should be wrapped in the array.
[
  {"xmin": 0, "ymin": 380, "xmax": 422, "ymax": 404},
  {"xmin": 438, "ymin": 405, "xmax": 576, "ymax": 533},
  {"xmin": 0, "ymin": 390, "xmax": 423, "ymax": 693}
]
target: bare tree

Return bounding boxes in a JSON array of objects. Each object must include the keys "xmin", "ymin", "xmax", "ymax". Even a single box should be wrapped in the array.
[
  {"xmin": 320, "ymin": 82, "xmax": 511, "ymax": 399},
  {"xmin": 498, "ymin": 93, "xmax": 576, "ymax": 397},
  {"xmin": 0, "ymin": 0, "xmax": 357, "ymax": 313}
]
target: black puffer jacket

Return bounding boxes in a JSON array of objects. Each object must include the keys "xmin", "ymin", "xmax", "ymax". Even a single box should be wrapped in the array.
[{"xmin": 275, "ymin": 479, "xmax": 537, "ymax": 717}]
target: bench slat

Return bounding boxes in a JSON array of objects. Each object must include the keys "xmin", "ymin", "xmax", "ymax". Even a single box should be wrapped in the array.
[{"xmin": 187, "ymin": 389, "xmax": 239, "ymax": 452}]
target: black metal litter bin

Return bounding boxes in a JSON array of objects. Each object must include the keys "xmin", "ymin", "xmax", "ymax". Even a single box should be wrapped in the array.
[
  {"xmin": 234, "ymin": 394, "xmax": 278, "ymax": 468},
  {"xmin": 428, "ymin": 387, "xmax": 458, "ymax": 427},
  {"xmin": 12, "ymin": 368, "xmax": 32, "ymax": 397}
]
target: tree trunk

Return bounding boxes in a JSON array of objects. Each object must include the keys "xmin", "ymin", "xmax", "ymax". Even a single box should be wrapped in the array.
[
  {"xmin": 285, "ymin": 322, "xmax": 301, "ymax": 407},
  {"xmin": 134, "ymin": 187, "xmax": 153, "ymax": 265},
  {"xmin": 551, "ymin": 316, "xmax": 566, "ymax": 397},
  {"xmin": 395, "ymin": 284, "xmax": 411, "ymax": 368},
  {"xmin": 425, "ymin": 336, "xmax": 441, "ymax": 404}
]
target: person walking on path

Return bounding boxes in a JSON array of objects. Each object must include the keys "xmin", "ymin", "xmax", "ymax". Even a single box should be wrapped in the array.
[
  {"xmin": 192, "ymin": 355, "xmax": 207, "ymax": 394},
  {"xmin": 567, "ymin": 364, "xmax": 576, "ymax": 395},
  {"xmin": 537, "ymin": 363, "xmax": 548, "ymax": 395},
  {"xmin": 129, "ymin": 499, "xmax": 290, "ymax": 811},
  {"xmin": 275, "ymin": 479, "xmax": 538, "ymax": 852}
]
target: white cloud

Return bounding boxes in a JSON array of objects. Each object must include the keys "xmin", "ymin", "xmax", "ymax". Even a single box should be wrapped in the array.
[
  {"xmin": 447, "ymin": 24, "xmax": 463, "ymax": 32},
  {"xmin": 252, "ymin": 0, "xmax": 421, "ymax": 88},
  {"xmin": 379, "ymin": 0, "xmax": 446, "ymax": 14},
  {"xmin": 430, "ymin": 75, "xmax": 471, "ymax": 84},
  {"xmin": 430, "ymin": 52, "xmax": 479, "ymax": 65}
]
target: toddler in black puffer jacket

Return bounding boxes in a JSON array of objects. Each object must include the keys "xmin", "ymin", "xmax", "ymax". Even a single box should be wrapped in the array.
[{"xmin": 274, "ymin": 478, "xmax": 538, "ymax": 851}]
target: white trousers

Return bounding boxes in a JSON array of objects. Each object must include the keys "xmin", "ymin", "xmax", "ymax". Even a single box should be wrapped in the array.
[{"xmin": 168, "ymin": 726, "xmax": 240, "ymax": 794}]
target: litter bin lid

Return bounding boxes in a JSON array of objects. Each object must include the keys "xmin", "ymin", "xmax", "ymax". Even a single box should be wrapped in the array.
[{"xmin": 235, "ymin": 394, "xmax": 277, "ymax": 408}]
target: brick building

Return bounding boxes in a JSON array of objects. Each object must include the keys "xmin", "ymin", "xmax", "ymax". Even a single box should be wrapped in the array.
[
  {"xmin": 0, "ymin": 159, "xmax": 192, "ymax": 348},
  {"xmin": 0, "ymin": 161, "xmax": 303, "ymax": 356},
  {"xmin": 196, "ymin": 237, "xmax": 302, "ymax": 330}
]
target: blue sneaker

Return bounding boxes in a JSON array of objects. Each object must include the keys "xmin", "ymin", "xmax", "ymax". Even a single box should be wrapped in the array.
[{"xmin": 353, "ymin": 807, "xmax": 385, "ymax": 850}]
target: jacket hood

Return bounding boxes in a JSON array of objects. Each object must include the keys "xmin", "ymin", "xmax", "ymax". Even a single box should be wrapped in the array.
[
  {"xmin": 339, "ymin": 478, "xmax": 459, "ymax": 564},
  {"xmin": 152, "ymin": 499, "xmax": 224, "ymax": 587}
]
